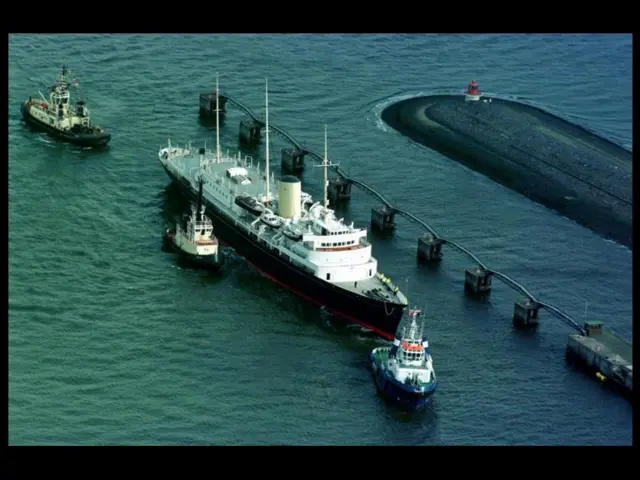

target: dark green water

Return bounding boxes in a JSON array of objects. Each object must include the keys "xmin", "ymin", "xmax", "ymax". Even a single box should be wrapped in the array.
[{"xmin": 9, "ymin": 34, "xmax": 632, "ymax": 445}]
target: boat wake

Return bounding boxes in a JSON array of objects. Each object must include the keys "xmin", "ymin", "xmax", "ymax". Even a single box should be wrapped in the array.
[{"xmin": 367, "ymin": 87, "xmax": 460, "ymax": 133}]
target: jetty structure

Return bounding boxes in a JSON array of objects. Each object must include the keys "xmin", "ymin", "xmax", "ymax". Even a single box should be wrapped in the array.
[
  {"xmin": 158, "ymin": 76, "xmax": 409, "ymax": 340},
  {"xmin": 205, "ymin": 81, "xmax": 632, "ymax": 399},
  {"xmin": 200, "ymin": 86, "xmax": 228, "ymax": 119},
  {"xmin": 380, "ymin": 81, "xmax": 632, "ymax": 250},
  {"xmin": 20, "ymin": 65, "xmax": 111, "ymax": 147},
  {"xmin": 566, "ymin": 319, "xmax": 632, "ymax": 398}
]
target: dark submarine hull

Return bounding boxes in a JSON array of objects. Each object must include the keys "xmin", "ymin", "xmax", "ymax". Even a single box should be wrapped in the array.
[
  {"xmin": 161, "ymin": 165, "xmax": 406, "ymax": 340},
  {"xmin": 381, "ymin": 95, "xmax": 632, "ymax": 249},
  {"xmin": 20, "ymin": 101, "xmax": 111, "ymax": 147}
]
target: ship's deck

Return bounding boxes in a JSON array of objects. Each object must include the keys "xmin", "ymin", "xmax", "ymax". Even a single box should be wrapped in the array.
[{"xmin": 335, "ymin": 279, "xmax": 402, "ymax": 303}]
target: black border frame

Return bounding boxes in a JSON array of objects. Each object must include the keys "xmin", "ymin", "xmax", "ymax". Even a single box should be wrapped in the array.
[{"xmin": 6, "ymin": 21, "xmax": 638, "ymax": 473}]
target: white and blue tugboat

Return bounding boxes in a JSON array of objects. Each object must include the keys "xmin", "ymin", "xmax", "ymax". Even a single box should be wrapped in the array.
[
  {"xmin": 163, "ymin": 174, "xmax": 223, "ymax": 270},
  {"xmin": 370, "ymin": 308, "xmax": 437, "ymax": 408}
]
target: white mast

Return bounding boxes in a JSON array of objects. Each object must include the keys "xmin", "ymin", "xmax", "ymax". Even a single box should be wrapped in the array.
[
  {"xmin": 584, "ymin": 300, "xmax": 589, "ymax": 320},
  {"xmin": 313, "ymin": 125, "xmax": 339, "ymax": 221},
  {"xmin": 323, "ymin": 125, "xmax": 328, "ymax": 212},
  {"xmin": 216, "ymin": 74, "xmax": 221, "ymax": 164},
  {"xmin": 265, "ymin": 78, "xmax": 270, "ymax": 202}
]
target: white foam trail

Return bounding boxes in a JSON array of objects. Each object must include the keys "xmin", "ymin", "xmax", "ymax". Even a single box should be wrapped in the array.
[{"xmin": 369, "ymin": 87, "xmax": 470, "ymax": 134}]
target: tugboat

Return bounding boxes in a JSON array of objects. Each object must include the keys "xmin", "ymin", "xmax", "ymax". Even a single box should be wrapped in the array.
[
  {"xmin": 20, "ymin": 65, "xmax": 111, "ymax": 147},
  {"xmin": 163, "ymin": 175, "xmax": 223, "ymax": 270},
  {"xmin": 464, "ymin": 79, "xmax": 483, "ymax": 102},
  {"xmin": 370, "ymin": 308, "xmax": 437, "ymax": 409}
]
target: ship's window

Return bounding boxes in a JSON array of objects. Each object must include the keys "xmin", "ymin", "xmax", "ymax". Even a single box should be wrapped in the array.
[
  {"xmin": 369, "ymin": 269, "xmax": 372, "ymax": 276},
  {"xmin": 326, "ymin": 273, "xmax": 330, "ymax": 280}
]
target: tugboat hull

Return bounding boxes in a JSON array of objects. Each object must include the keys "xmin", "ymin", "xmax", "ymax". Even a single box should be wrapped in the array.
[
  {"xmin": 370, "ymin": 348, "xmax": 437, "ymax": 409},
  {"xmin": 162, "ymin": 228, "xmax": 223, "ymax": 270},
  {"xmin": 20, "ymin": 101, "xmax": 111, "ymax": 147}
]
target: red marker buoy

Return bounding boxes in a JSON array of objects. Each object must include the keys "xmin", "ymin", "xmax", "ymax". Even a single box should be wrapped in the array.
[{"xmin": 465, "ymin": 80, "xmax": 483, "ymax": 101}]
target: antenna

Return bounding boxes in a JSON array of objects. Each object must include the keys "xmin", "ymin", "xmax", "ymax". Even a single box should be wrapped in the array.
[
  {"xmin": 419, "ymin": 303, "xmax": 426, "ymax": 338},
  {"xmin": 584, "ymin": 300, "xmax": 589, "ymax": 320},
  {"xmin": 313, "ymin": 125, "xmax": 339, "ymax": 220},
  {"xmin": 265, "ymin": 78, "xmax": 270, "ymax": 202},
  {"xmin": 216, "ymin": 74, "xmax": 221, "ymax": 164}
]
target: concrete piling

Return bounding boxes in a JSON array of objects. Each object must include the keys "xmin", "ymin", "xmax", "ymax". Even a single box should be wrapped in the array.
[
  {"xmin": 239, "ymin": 119, "xmax": 262, "ymax": 144},
  {"xmin": 464, "ymin": 267, "xmax": 492, "ymax": 295},
  {"xmin": 371, "ymin": 206, "xmax": 396, "ymax": 231},
  {"xmin": 281, "ymin": 147, "xmax": 306, "ymax": 172},
  {"xmin": 513, "ymin": 298, "xmax": 540, "ymax": 328},
  {"xmin": 328, "ymin": 178, "xmax": 352, "ymax": 205},
  {"xmin": 199, "ymin": 91, "xmax": 227, "ymax": 118},
  {"xmin": 417, "ymin": 233, "xmax": 443, "ymax": 263}
]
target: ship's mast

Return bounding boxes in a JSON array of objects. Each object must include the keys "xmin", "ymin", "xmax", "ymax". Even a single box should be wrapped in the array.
[
  {"xmin": 216, "ymin": 74, "xmax": 221, "ymax": 164},
  {"xmin": 265, "ymin": 78, "xmax": 270, "ymax": 202},
  {"xmin": 196, "ymin": 176, "xmax": 204, "ymax": 222},
  {"xmin": 323, "ymin": 125, "xmax": 328, "ymax": 213},
  {"xmin": 313, "ymin": 125, "xmax": 338, "ymax": 221}
]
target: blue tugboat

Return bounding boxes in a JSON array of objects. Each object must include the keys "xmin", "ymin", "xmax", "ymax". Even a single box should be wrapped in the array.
[
  {"xmin": 370, "ymin": 308, "xmax": 437, "ymax": 408},
  {"xmin": 21, "ymin": 65, "xmax": 111, "ymax": 147}
]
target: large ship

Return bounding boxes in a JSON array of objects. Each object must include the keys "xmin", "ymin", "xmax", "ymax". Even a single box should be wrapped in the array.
[
  {"xmin": 20, "ymin": 65, "xmax": 111, "ymax": 147},
  {"xmin": 157, "ymin": 77, "xmax": 408, "ymax": 339}
]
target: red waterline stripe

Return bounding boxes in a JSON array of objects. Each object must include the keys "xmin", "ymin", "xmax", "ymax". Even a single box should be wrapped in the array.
[{"xmin": 235, "ymin": 252, "xmax": 394, "ymax": 340}]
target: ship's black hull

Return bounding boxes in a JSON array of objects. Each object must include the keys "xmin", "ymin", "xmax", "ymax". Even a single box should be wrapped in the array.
[
  {"xmin": 20, "ymin": 102, "xmax": 111, "ymax": 147},
  {"xmin": 162, "ymin": 165, "xmax": 405, "ymax": 339}
]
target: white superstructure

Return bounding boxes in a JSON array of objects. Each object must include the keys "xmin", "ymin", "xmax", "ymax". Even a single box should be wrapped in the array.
[
  {"xmin": 387, "ymin": 310, "xmax": 435, "ymax": 386},
  {"xmin": 157, "ymin": 75, "xmax": 407, "ymax": 305},
  {"xmin": 24, "ymin": 65, "xmax": 105, "ymax": 134},
  {"xmin": 172, "ymin": 202, "xmax": 219, "ymax": 257}
]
